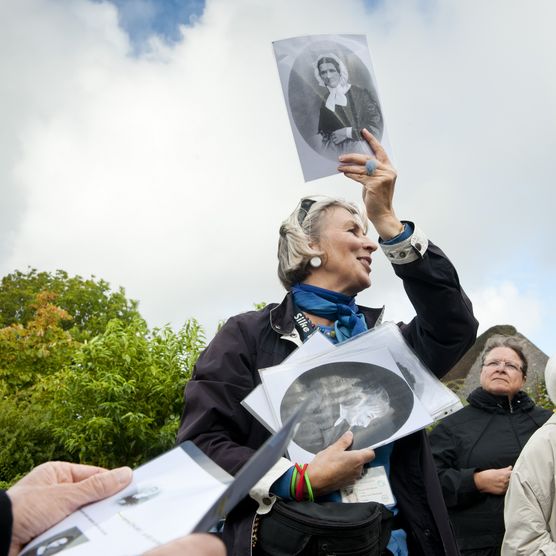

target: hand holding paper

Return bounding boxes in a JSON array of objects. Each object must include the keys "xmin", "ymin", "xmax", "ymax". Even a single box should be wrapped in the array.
[
  {"xmin": 337, "ymin": 130, "xmax": 403, "ymax": 241},
  {"xmin": 307, "ymin": 431, "xmax": 375, "ymax": 496},
  {"xmin": 7, "ymin": 462, "xmax": 132, "ymax": 556}
]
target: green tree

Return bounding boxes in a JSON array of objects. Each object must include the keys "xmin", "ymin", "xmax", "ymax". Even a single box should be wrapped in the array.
[
  {"xmin": 526, "ymin": 379, "xmax": 553, "ymax": 411},
  {"xmin": 42, "ymin": 317, "xmax": 205, "ymax": 468},
  {"xmin": 0, "ymin": 391, "xmax": 64, "ymax": 488},
  {"xmin": 0, "ymin": 291, "xmax": 80, "ymax": 394},
  {"xmin": 0, "ymin": 268, "xmax": 209, "ymax": 486},
  {"xmin": 0, "ymin": 271, "xmax": 266, "ymax": 486},
  {"xmin": 0, "ymin": 316, "xmax": 206, "ymax": 485},
  {"xmin": 0, "ymin": 269, "xmax": 140, "ymax": 341}
]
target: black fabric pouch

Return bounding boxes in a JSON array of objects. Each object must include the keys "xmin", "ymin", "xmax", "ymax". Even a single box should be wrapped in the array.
[{"xmin": 255, "ymin": 500, "xmax": 393, "ymax": 556}]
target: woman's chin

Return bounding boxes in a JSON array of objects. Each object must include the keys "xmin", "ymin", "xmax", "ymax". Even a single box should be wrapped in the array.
[{"xmin": 352, "ymin": 279, "xmax": 372, "ymax": 295}]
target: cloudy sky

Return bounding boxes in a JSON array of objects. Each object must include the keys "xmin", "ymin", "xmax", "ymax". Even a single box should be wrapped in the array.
[{"xmin": 1, "ymin": 0, "xmax": 555, "ymax": 354}]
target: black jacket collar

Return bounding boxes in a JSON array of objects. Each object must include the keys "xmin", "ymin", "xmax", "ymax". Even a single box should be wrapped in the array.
[{"xmin": 467, "ymin": 387, "xmax": 535, "ymax": 413}]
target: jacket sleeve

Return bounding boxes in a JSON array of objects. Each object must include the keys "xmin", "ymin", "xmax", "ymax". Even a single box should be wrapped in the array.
[
  {"xmin": 392, "ymin": 240, "xmax": 478, "ymax": 378},
  {"xmin": 0, "ymin": 490, "xmax": 12, "ymax": 556},
  {"xmin": 428, "ymin": 422, "xmax": 485, "ymax": 509},
  {"xmin": 502, "ymin": 427, "xmax": 556, "ymax": 556},
  {"xmin": 176, "ymin": 314, "xmax": 266, "ymax": 476}
]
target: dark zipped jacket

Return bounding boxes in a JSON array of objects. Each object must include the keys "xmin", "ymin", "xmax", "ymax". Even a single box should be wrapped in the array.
[
  {"xmin": 429, "ymin": 387, "xmax": 552, "ymax": 552},
  {"xmin": 1, "ymin": 490, "xmax": 12, "ymax": 556},
  {"xmin": 178, "ymin": 242, "xmax": 478, "ymax": 556}
]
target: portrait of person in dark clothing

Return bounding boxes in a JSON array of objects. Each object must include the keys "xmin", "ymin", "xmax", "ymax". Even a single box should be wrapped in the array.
[
  {"xmin": 282, "ymin": 36, "xmax": 385, "ymax": 174},
  {"xmin": 313, "ymin": 53, "xmax": 383, "ymax": 159}
]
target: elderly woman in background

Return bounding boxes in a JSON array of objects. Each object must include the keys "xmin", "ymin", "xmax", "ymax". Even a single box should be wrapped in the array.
[
  {"xmin": 315, "ymin": 53, "xmax": 383, "ymax": 156},
  {"xmin": 502, "ymin": 355, "xmax": 556, "ymax": 555},
  {"xmin": 178, "ymin": 130, "xmax": 477, "ymax": 556},
  {"xmin": 429, "ymin": 336, "xmax": 552, "ymax": 556}
]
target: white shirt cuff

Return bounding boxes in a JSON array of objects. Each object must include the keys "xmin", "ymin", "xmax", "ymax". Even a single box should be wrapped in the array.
[
  {"xmin": 249, "ymin": 457, "xmax": 293, "ymax": 515},
  {"xmin": 380, "ymin": 224, "xmax": 428, "ymax": 265}
]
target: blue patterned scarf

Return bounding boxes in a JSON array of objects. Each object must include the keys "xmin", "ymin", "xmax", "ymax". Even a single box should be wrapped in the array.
[{"xmin": 291, "ymin": 283, "xmax": 367, "ymax": 342}]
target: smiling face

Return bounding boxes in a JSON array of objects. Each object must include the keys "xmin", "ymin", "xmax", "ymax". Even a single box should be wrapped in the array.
[
  {"xmin": 304, "ymin": 206, "xmax": 377, "ymax": 296},
  {"xmin": 480, "ymin": 346, "xmax": 526, "ymax": 398},
  {"xmin": 318, "ymin": 61, "xmax": 341, "ymax": 88}
]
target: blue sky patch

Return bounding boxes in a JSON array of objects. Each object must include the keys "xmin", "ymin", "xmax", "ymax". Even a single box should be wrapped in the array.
[{"xmin": 98, "ymin": 0, "xmax": 205, "ymax": 50}]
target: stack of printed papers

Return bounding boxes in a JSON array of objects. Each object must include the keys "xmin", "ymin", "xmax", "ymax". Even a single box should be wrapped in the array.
[{"xmin": 242, "ymin": 322, "xmax": 462, "ymax": 464}]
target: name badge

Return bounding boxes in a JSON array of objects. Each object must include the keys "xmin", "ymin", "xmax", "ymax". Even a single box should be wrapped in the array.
[{"xmin": 341, "ymin": 466, "xmax": 395, "ymax": 506}]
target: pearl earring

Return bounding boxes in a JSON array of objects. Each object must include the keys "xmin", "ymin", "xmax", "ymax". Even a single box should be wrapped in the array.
[{"xmin": 310, "ymin": 256, "xmax": 322, "ymax": 268}]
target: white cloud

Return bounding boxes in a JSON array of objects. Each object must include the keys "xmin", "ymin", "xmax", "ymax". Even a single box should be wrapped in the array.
[
  {"xmin": 1, "ymin": 0, "xmax": 555, "ymax": 352},
  {"xmin": 470, "ymin": 281, "xmax": 542, "ymax": 339}
]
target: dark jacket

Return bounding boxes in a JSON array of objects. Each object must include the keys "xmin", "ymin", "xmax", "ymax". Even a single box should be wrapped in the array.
[
  {"xmin": 178, "ymin": 242, "xmax": 478, "ymax": 556},
  {"xmin": 318, "ymin": 85, "xmax": 383, "ymax": 141},
  {"xmin": 1, "ymin": 490, "xmax": 12, "ymax": 556},
  {"xmin": 429, "ymin": 387, "xmax": 552, "ymax": 552}
]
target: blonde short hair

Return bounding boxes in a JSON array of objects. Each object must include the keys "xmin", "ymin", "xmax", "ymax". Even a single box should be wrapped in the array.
[{"xmin": 277, "ymin": 196, "xmax": 368, "ymax": 290}]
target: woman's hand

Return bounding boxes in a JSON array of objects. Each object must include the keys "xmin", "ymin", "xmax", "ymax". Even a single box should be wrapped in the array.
[
  {"xmin": 306, "ymin": 431, "xmax": 375, "ymax": 497},
  {"xmin": 474, "ymin": 466, "xmax": 513, "ymax": 495},
  {"xmin": 337, "ymin": 129, "xmax": 403, "ymax": 241}
]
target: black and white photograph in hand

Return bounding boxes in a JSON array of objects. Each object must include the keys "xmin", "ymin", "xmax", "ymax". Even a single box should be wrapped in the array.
[
  {"xmin": 273, "ymin": 34, "xmax": 390, "ymax": 181},
  {"xmin": 280, "ymin": 361, "xmax": 414, "ymax": 453},
  {"xmin": 259, "ymin": 346, "xmax": 433, "ymax": 464},
  {"xmin": 20, "ymin": 527, "xmax": 88, "ymax": 556}
]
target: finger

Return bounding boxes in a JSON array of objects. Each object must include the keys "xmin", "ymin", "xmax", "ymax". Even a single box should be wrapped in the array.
[
  {"xmin": 361, "ymin": 129, "xmax": 390, "ymax": 163},
  {"xmin": 337, "ymin": 164, "xmax": 369, "ymax": 175},
  {"xmin": 344, "ymin": 172, "xmax": 367, "ymax": 184},
  {"xmin": 17, "ymin": 462, "xmax": 108, "ymax": 487},
  {"xmin": 338, "ymin": 153, "xmax": 371, "ymax": 165},
  {"xmin": 352, "ymin": 447, "xmax": 375, "ymax": 465},
  {"xmin": 332, "ymin": 430, "xmax": 354, "ymax": 451},
  {"xmin": 66, "ymin": 463, "xmax": 112, "ymax": 483},
  {"xmin": 72, "ymin": 466, "xmax": 132, "ymax": 506}
]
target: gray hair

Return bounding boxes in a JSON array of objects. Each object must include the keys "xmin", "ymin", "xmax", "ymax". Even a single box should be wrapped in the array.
[
  {"xmin": 480, "ymin": 335, "xmax": 528, "ymax": 376},
  {"xmin": 277, "ymin": 196, "xmax": 368, "ymax": 290}
]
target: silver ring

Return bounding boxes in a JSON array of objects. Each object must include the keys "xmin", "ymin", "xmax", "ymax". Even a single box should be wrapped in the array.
[{"xmin": 365, "ymin": 159, "xmax": 378, "ymax": 176}]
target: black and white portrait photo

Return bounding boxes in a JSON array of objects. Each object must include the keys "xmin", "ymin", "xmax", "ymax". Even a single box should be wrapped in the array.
[
  {"xmin": 307, "ymin": 52, "xmax": 382, "ymax": 157},
  {"xmin": 280, "ymin": 361, "xmax": 414, "ymax": 453},
  {"xmin": 20, "ymin": 527, "xmax": 88, "ymax": 556},
  {"xmin": 273, "ymin": 34, "xmax": 388, "ymax": 181}
]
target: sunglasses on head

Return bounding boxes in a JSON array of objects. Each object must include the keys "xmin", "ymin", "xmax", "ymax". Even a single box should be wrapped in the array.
[{"xmin": 297, "ymin": 198, "xmax": 318, "ymax": 226}]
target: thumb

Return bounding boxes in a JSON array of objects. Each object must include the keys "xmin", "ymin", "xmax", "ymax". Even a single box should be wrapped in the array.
[
  {"xmin": 357, "ymin": 447, "xmax": 375, "ymax": 465},
  {"xmin": 332, "ymin": 430, "xmax": 354, "ymax": 451},
  {"xmin": 73, "ymin": 466, "xmax": 132, "ymax": 506}
]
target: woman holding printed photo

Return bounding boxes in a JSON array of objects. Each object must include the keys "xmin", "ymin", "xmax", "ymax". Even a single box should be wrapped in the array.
[{"xmin": 177, "ymin": 130, "xmax": 477, "ymax": 556}]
